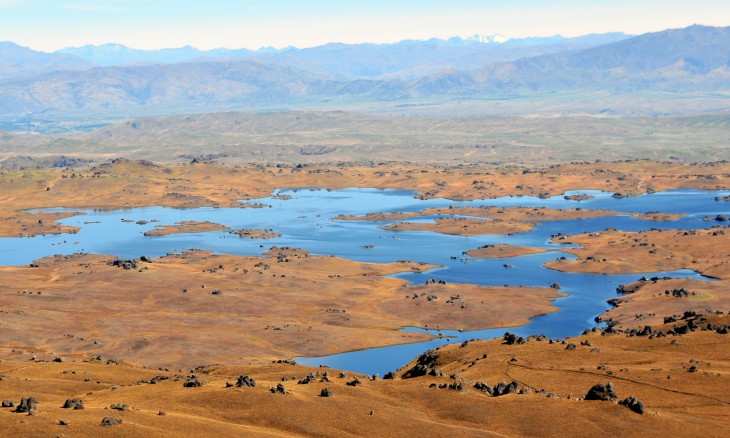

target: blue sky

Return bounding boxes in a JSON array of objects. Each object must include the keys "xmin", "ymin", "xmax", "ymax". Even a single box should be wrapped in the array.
[{"xmin": 1, "ymin": 0, "xmax": 729, "ymax": 51}]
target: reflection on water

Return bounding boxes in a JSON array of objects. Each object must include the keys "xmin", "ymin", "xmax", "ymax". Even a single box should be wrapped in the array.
[{"xmin": 3, "ymin": 188, "xmax": 728, "ymax": 375}]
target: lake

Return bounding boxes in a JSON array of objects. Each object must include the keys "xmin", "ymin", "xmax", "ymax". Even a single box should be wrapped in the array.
[{"xmin": 2, "ymin": 187, "xmax": 728, "ymax": 375}]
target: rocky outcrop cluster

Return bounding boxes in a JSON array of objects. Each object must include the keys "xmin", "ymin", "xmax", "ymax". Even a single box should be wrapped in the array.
[
  {"xmin": 402, "ymin": 351, "xmax": 443, "ymax": 378},
  {"xmin": 585, "ymin": 382, "xmax": 645, "ymax": 414},
  {"xmin": 473, "ymin": 380, "xmax": 523, "ymax": 397}
]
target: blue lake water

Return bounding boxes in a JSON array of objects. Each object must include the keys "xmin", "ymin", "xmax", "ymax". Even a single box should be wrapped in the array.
[{"xmin": 2, "ymin": 188, "xmax": 728, "ymax": 375}]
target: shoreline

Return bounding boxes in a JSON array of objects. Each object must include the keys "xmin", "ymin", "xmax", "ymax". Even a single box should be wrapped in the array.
[{"xmin": 1, "ymin": 159, "xmax": 727, "ymax": 238}]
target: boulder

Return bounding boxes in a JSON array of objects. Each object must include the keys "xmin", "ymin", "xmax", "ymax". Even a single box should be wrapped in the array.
[
  {"xmin": 298, "ymin": 374, "xmax": 316, "ymax": 385},
  {"xmin": 108, "ymin": 258, "xmax": 138, "ymax": 270},
  {"xmin": 62, "ymin": 398, "xmax": 84, "ymax": 410},
  {"xmin": 402, "ymin": 351, "xmax": 441, "ymax": 379},
  {"xmin": 619, "ymin": 396, "xmax": 645, "ymax": 414},
  {"xmin": 346, "ymin": 377, "xmax": 362, "ymax": 387},
  {"xmin": 14, "ymin": 397, "xmax": 38, "ymax": 415},
  {"xmin": 492, "ymin": 381, "xmax": 519, "ymax": 397},
  {"xmin": 101, "ymin": 417, "xmax": 123, "ymax": 426},
  {"xmin": 503, "ymin": 332, "xmax": 526, "ymax": 345},
  {"xmin": 271, "ymin": 383, "xmax": 286, "ymax": 394},
  {"xmin": 448, "ymin": 382, "xmax": 464, "ymax": 391},
  {"xmin": 183, "ymin": 375, "xmax": 206, "ymax": 387},
  {"xmin": 402, "ymin": 364, "xmax": 428, "ymax": 378},
  {"xmin": 473, "ymin": 381, "xmax": 493, "ymax": 395},
  {"xmin": 236, "ymin": 375, "xmax": 256, "ymax": 388},
  {"xmin": 585, "ymin": 382, "xmax": 618, "ymax": 402},
  {"xmin": 320, "ymin": 388, "xmax": 332, "ymax": 397}
]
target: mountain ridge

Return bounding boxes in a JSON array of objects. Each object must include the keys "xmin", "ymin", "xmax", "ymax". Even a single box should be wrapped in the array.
[
  {"xmin": 0, "ymin": 25, "xmax": 728, "ymax": 123},
  {"xmin": 0, "ymin": 41, "xmax": 91, "ymax": 80},
  {"xmin": 406, "ymin": 24, "xmax": 730, "ymax": 96},
  {"xmin": 52, "ymin": 33, "xmax": 630, "ymax": 68}
]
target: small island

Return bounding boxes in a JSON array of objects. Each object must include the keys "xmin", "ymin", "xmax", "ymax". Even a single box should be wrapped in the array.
[{"xmin": 143, "ymin": 221, "xmax": 230, "ymax": 236}]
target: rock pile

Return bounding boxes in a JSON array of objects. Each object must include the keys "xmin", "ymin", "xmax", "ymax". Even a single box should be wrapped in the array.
[
  {"xmin": 183, "ymin": 375, "xmax": 206, "ymax": 387},
  {"xmin": 473, "ymin": 381, "xmax": 520, "ymax": 397},
  {"xmin": 236, "ymin": 375, "xmax": 257, "ymax": 387},
  {"xmin": 402, "ymin": 351, "xmax": 442, "ymax": 378}
]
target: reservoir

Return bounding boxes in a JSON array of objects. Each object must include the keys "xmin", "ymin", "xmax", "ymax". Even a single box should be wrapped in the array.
[{"xmin": 2, "ymin": 188, "xmax": 727, "ymax": 375}]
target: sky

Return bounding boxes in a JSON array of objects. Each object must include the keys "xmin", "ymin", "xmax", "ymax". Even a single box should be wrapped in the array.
[{"xmin": 1, "ymin": 0, "xmax": 729, "ymax": 52}]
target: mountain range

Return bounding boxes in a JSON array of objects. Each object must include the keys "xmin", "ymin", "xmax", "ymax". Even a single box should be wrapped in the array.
[
  {"xmin": 0, "ymin": 25, "xmax": 728, "ymax": 126},
  {"xmin": 0, "ymin": 41, "xmax": 91, "ymax": 80},
  {"xmin": 2, "ymin": 33, "xmax": 631, "ymax": 80}
]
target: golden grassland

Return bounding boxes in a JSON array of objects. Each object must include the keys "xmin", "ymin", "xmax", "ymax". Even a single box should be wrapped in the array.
[
  {"xmin": 0, "ymin": 248, "xmax": 562, "ymax": 370},
  {"xmin": 378, "ymin": 206, "xmax": 642, "ymax": 235},
  {"xmin": 0, "ymin": 323, "xmax": 728, "ymax": 437},
  {"xmin": 544, "ymin": 227, "xmax": 730, "ymax": 330},
  {"xmin": 0, "ymin": 158, "xmax": 729, "ymax": 436},
  {"xmin": 0, "ymin": 159, "xmax": 728, "ymax": 237},
  {"xmin": 142, "ymin": 221, "xmax": 230, "ymax": 237},
  {"xmin": 465, "ymin": 244, "xmax": 550, "ymax": 258}
]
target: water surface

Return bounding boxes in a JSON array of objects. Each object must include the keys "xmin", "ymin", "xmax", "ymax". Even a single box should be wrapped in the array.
[{"xmin": 3, "ymin": 188, "xmax": 727, "ymax": 375}]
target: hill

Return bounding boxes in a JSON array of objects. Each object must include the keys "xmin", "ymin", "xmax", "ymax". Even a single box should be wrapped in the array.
[
  {"xmin": 1, "ymin": 325, "xmax": 727, "ymax": 437},
  {"xmin": 0, "ymin": 42, "xmax": 90, "ymax": 80},
  {"xmin": 0, "ymin": 60, "xmax": 342, "ymax": 116},
  {"xmin": 407, "ymin": 25, "xmax": 730, "ymax": 96},
  {"xmin": 1, "ymin": 25, "xmax": 728, "ymax": 122}
]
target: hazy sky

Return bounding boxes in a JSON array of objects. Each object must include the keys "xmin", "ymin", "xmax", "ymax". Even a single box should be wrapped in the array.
[{"xmin": 1, "ymin": 0, "xmax": 729, "ymax": 51}]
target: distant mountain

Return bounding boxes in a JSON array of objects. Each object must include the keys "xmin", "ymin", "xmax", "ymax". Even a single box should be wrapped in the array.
[
  {"xmin": 51, "ymin": 33, "xmax": 631, "ymax": 80},
  {"xmin": 0, "ymin": 25, "xmax": 728, "ymax": 121},
  {"xmin": 1, "ymin": 32, "xmax": 632, "ymax": 83},
  {"xmin": 0, "ymin": 59, "xmax": 344, "ymax": 115},
  {"xmin": 250, "ymin": 33, "xmax": 632, "ymax": 80},
  {"xmin": 0, "ymin": 42, "xmax": 90, "ymax": 79},
  {"xmin": 406, "ymin": 25, "xmax": 730, "ymax": 96},
  {"xmin": 56, "ymin": 43, "xmax": 265, "ymax": 66},
  {"xmin": 550, "ymin": 25, "xmax": 730, "ymax": 72}
]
